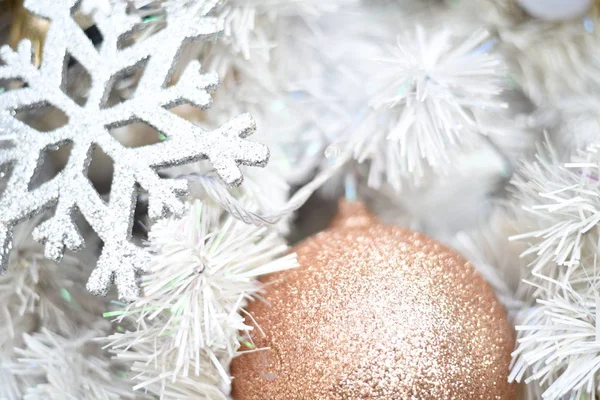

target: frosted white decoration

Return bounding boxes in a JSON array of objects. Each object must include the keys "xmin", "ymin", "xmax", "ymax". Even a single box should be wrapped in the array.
[{"xmin": 0, "ymin": 0, "xmax": 269, "ymax": 301}]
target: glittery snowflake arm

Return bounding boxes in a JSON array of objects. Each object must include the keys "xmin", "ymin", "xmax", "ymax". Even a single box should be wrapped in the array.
[{"xmin": 0, "ymin": 0, "xmax": 269, "ymax": 300}]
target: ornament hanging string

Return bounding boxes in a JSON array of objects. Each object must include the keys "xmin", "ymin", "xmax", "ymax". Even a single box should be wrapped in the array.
[{"xmin": 181, "ymin": 150, "xmax": 352, "ymax": 226}]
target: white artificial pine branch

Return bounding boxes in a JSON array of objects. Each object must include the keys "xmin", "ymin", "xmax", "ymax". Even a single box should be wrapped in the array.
[
  {"xmin": 10, "ymin": 327, "xmax": 135, "ymax": 400},
  {"xmin": 0, "ymin": 222, "xmax": 115, "ymax": 399},
  {"xmin": 104, "ymin": 200, "xmax": 298, "ymax": 399},
  {"xmin": 216, "ymin": 0, "xmax": 355, "ymax": 61},
  {"xmin": 532, "ymin": 94, "xmax": 600, "ymax": 157},
  {"xmin": 459, "ymin": 0, "xmax": 600, "ymax": 105},
  {"xmin": 349, "ymin": 26, "xmax": 508, "ymax": 190}
]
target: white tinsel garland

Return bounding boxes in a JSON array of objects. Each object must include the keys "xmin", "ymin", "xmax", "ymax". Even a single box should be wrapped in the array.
[
  {"xmin": 510, "ymin": 286, "xmax": 600, "ymax": 399},
  {"xmin": 508, "ymin": 140, "xmax": 600, "ymax": 399},
  {"xmin": 510, "ymin": 142, "xmax": 600, "ymax": 282}
]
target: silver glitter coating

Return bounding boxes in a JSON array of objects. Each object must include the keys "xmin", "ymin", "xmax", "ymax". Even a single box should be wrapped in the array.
[{"xmin": 0, "ymin": 0, "xmax": 269, "ymax": 301}]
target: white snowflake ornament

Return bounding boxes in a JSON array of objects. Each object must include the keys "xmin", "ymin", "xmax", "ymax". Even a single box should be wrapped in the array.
[{"xmin": 0, "ymin": 0, "xmax": 270, "ymax": 301}]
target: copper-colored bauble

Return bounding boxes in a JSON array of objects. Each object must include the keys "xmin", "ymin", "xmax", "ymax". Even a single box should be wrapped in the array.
[{"xmin": 231, "ymin": 202, "xmax": 515, "ymax": 400}]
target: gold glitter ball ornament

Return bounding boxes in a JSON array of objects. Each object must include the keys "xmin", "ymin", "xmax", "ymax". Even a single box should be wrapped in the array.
[{"xmin": 231, "ymin": 201, "xmax": 516, "ymax": 400}]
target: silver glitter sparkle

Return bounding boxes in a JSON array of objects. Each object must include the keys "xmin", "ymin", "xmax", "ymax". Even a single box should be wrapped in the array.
[{"xmin": 0, "ymin": 0, "xmax": 269, "ymax": 301}]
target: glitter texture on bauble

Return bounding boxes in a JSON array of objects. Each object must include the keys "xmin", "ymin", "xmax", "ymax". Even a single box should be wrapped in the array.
[{"xmin": 231, "ymin": 201, "xmax": 515, "ymax": 400}]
